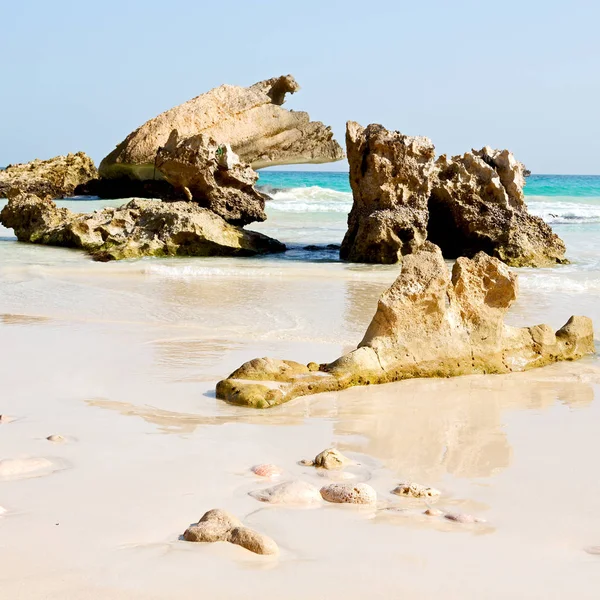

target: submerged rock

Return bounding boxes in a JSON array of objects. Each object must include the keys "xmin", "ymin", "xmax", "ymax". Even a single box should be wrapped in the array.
[
  {"xmin": 300, "ymin": 448, "xmax": 352, "ymax": 470},
  {"xmin": 154, "ymin": 130, "xmax": 267, "ymax": 226},
  {"xmin": 249, "ymin": 480, "xmax": 322, "ymax": 505},
  {"xmin": 340, "ymin": 122, "xmax": 435, "ymax": 264},
  {"xmin": 341, "ymin": 122, "xmax": 566, "ymax": 267},
  {"xmin": 183, "ymin": 509, "xmax": 277, "ymax": 555},
  {"xmin": 0, "ymin": 152, "xmax": 97, "ymax": 199},
  {"xmin": 320, "ymin": 482, "xmax": 377, "ymax": 505},
  {"xmin": 99, "ymin": 75, "xmax": 343, "ymax": 180},
  {"xmin": 0, "ymin": 193, "xmax": 285, "ymax": 261},
  {"xmin": 216, "ymin": 243, "xmax": 594, "ymax": 408},
  {"xmin": 251, "ymin": 464, "xmax": 283, "ymax": 478}
]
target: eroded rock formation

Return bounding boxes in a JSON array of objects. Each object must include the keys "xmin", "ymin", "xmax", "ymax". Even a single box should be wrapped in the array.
[
  {"xmin": 340, "ymin": 122, "xmax": 435, "ymax": 263},
  {"xmin": 216, "ymin": 243, "xmax": 594, "ymax": 408},
  {"xmin": 99, "ymin": 75, "xmax": 344, "ymax": 180},
  {"xmin": 428, "ymin": 147, "xmax": 566, "ymax": 266},
  {"xmin": 0, "ymin": 193, "xmax": 285, "ymax": 261},
  {"xmin": 341, "ymin": 122, "xmax": 567, "ymax": 267},
  {"xmin": 0, "ymin": 152, "xmax": 97, "ymax": 199},
  {"xmin": 154, "ymin": 130, "xmax": 266, "ymax": 226}
]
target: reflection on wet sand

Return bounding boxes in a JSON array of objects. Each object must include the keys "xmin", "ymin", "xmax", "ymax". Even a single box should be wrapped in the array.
[
  {"xmin": 89, "ymin": 358, "xmax": 599, "ymax": 484},
  {"xmin": 328, "ymin": 365, "xmax": 596, "ymax": 481},
  {"xmin": 0, "ymin": 313, "xmax": 51, "ymax": 325}
]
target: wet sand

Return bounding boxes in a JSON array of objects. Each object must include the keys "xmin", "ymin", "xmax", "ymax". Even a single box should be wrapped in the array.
[{"xmin": 1, "ymin": 204, "xmax": 600, "ymax": 598}]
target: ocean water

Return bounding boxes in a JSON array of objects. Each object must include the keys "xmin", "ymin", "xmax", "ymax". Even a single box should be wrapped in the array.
[{"xmin": 1, "ymin": 172, "xmax": 600, "ymax": 339}]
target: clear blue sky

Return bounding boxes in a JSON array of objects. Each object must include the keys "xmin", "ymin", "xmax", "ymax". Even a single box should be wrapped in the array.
[{"xmin": 2, "ymin": 0, "xmax": 599, "ymax": 174}]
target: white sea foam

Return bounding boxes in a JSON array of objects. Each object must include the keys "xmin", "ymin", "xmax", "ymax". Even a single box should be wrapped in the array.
[
  {"xmin": 264, "ymin": 186, "xmax": 352, "ymax": 213},
  {"xmin": 527, "ymin": 197, "xmax": 600, "ymax": 224},
  {"xmin": 263, "ymin": 186, "xmax": 600, "ymax": 224}
]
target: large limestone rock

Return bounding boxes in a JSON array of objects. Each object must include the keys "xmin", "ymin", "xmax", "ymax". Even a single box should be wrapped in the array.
[
  {"xmin": 0, "ymin": 193, "xmax": 285, "ymax": 261},
  {"xmin": 99, "ymin": 75, "xmax": 344, "ymax": 180},
  {"xmin": 154, "ymin": 130, "xmax": 266, "ymax": 226},
  {"xmin": 340, "ymin": 122, "xmax": 436, "ymax": 264},
  {"xmin": 0, "ymin": 152, "xmax": 97, "ymax": 199},
  {"xmin": 216, "ymin": 243, "xmax": 594, "ymax": 408},
  {"xmin": 341, "ymin": 122, "xmax": 567, "ymax": 267},
  {"xmin": 428, "ymin": 147, "xmax": 566, "ymax": 267}
]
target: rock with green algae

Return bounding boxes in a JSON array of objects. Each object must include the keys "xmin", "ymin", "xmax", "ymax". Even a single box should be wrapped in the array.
[
  {"xmin": 216, "ymin": 242, "xmax": 595, "ymax": 408},
  {"xmin": 0, "ymin": 152, "xmax": 97, "ymax": 199},
  {"xmin": 0, "ymin": 193, "xmax": 285, "ymax": 261}
]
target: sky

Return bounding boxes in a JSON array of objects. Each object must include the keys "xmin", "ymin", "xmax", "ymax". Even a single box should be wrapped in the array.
[{"xmin": 1, "ymin": 0, "xmax": 599, "ymax": 174}]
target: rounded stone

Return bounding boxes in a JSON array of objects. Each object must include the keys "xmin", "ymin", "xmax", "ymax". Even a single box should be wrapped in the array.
[
  {"xmin": 320, "ymin": 482, "xmax": 377, "ymax": 505},
  {"xmin": 228, "ymin": 526, "xmax": 278, "ymax": 555},
  {"xmin": 251, "ymin": 464, "xmax": 283, "ymax": 478}
]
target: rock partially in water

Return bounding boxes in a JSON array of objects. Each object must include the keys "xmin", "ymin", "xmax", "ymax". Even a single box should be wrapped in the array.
[
  {"xmin": 183, "ymin": 509, "xmax": 277, "ymax": 555},
  {"xmin": 154, "ymin": 130, "xmax": 267, "ymax": 226},
  {"xmin": 99, "ymin": 74, "xmax": 343, "ymax": 180},
  {"xmin": 423, "ymin": 508, "xmax": 444, "ymax": 517},
  {"xmin": 299, "ymin": 448, "xmax": 352, "ymax": 470},
  {"xmin": 251, "ymin": 464, "xmax": 283, "ymax": 478},
  {"xmin": 392, "ymin": 482, "xmax": 441, "ymax": 500},
  {"xmin": 320, "ymin": 482, "xmax": 377, "ymax": 505},
  {"xmin": 340, "ymin": 122, "xmax": 435, "ymax": 264},
  {"xmin": 444, "ymin": 512, "xmax": 487, "ymax": 524},
  {"xmin": 0, "ymin": 152, "xmax": 97, "ymax": 199},
  {"xmin": 0, "ymin": 193, "xmax": 285, "ymax": 261},
  {"xmin": 341, "ymin": 121, "xmax": 566, "ymax": 267},
  {"xmin": 216, "ymin": 243, "xmax": 595, "ymax": 408},
  {"xmin": 428, "ymin": 147, "xmax": 566, "ymax": 267},
  {"xmin": 249, "ymin": 480, "xmax": 322, "ymax": 505}
]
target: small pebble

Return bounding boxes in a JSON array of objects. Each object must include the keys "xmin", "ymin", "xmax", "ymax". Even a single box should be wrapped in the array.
[
  {"xmin": 320, "ymin": 482, "xmax": 377, "ymax": 505},
  {"xmin": 0, "ymin": 415, "xmax": 15, "ymax": 424},
  {"xmin": 444, "ymin": 512, "xmax": 486, "ymax": 524},
  {"xmin": 251, "ymin": 464, "xmax": 283, "ymax": 478},
  {"xmin": 47, "ymin": 435, "xmax": 66, "ymax": 443},
  {"xmin": 424, "ymin": 508, "xmax": 444, "ymax": 517}
]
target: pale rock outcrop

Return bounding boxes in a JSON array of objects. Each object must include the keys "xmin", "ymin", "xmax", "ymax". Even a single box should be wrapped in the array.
[
  {"xmin": 99, "ymin": 75, "xmax": 344, "ymax": 180},
  {"xmin": 0, "ymin": 152, "xmax": 97, "ymax": 199},
  {"xmin": 340, "ymin": 122, "xmax": 436, "ymax": 264},
  {"xmin": 341, "ymin": 122, "xmax": 567, "ymax": 267},
  {"xmin": 428, "ymin": 147, "xmax": 566, "ymax": 267},
  {"xmin": 183, "ymin": 509, "xmax": 278, "ymax": 555},
  {"xmin": 0, "ymin": 193, "xmax": 285, "ymax": 261},
  {"xmin": 216, "ymin": 243, "xmax": 594, "ymax": 408},
  {"xmin": 154, "ymin": 130, "xmax": 266, "ymax": 226}
]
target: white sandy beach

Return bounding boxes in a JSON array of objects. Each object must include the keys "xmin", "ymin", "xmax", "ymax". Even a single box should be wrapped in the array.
[{"xmin": 1, "ymin": 198, "xmax": 600, "ymax": 598}]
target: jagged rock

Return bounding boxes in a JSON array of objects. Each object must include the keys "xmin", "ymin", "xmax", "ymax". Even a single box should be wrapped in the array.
[
  {"xmin": 216, "ymin": 243, "xmax": 594, "ymax": 408},
  {"xmin": 299, "ymin": 448, "xmax": 351, "ymax": 470},
  {"xmin": 428, "ymin": 147, "xmax": 566, "ymax": 267},
  {"xmin": 0, "ymin": 193, "xmax": 285, "ymax": 261},
  {"xmin": 320, "ymin": 482, "xmax": 377, "ymax": 505},
  {"xmin": 99, "ymin": 75, "xmax": 343, "ymax": 180},
  {"xmin": 183, "ymin": 509, "xmax": 278, "ymax": 555},
  {"xmin": 154, "ymin": 130, "xmax": 266, "ymax": 226},
  {"xmin": 0, "ymin": 152, "xmax": 97, "ymax": 199},
  {"xmin": 341, "ymin": 122, "xmax": 566, "ymax": 267},
  {"xmin": 340, "ymin": 122, "xmax": 436, "ymax": 264}
]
